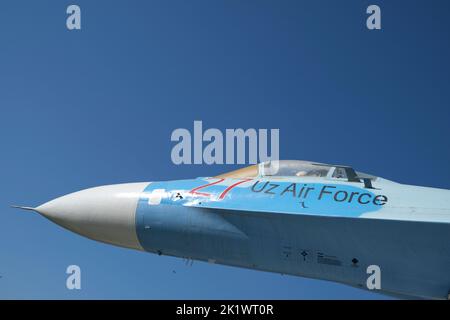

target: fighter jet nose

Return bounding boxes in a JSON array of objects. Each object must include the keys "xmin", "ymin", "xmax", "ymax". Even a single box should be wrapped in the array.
[{"xmin": 36, "ymin": 182, "xmax": 149, "ymax": 250}]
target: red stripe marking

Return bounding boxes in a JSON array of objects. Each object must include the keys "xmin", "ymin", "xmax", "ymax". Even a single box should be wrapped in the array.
[
  {"xmin": 218, "ymin": 179, "xmax": 252, "ymax": 200},
  {"xmin": 189, "ymin": 178, "xmax": 225, "ymax": 197}
]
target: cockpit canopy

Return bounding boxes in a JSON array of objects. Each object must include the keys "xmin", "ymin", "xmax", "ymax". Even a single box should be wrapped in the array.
[{"xmin": 216, "ymin": 160, "xmax": 377, "ymax": 181}]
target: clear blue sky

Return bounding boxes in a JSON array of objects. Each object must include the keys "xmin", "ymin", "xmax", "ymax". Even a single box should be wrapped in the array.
[{"xmin": 1, "ymin": 0, "xmax": 449, "ymax": 299}]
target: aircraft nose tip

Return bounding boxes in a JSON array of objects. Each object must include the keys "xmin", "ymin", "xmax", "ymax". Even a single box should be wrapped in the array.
[
  {"xmin": 35, "ymin": 183, "xmax": 149, "ymax": 250},
  {"xmin": 35, "ymin": 200, "xmax": 63, "ymax": 220}
]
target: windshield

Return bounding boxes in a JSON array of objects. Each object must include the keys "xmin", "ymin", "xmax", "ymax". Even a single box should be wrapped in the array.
[
  {"xmin": 260, "ymin": 160, "xmax": 330, "ymax": 177},
  {"xmin": 215, "ymin": 160, "xmax": 377, "ymax": 181}
]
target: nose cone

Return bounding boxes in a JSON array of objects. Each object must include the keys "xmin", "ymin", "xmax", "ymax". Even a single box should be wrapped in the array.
[{"xmin": 36, "ymin": 182, "xmax": 149, "ymax": 250}]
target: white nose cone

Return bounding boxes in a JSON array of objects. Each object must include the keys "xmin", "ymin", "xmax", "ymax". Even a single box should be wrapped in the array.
[{"xmin": 36, "ymin": 183, "xmax": 149, "ymax": 251}]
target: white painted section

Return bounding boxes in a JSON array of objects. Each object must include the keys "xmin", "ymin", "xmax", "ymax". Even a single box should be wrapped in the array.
[
  {"xmin": 148, "ymin": 189, "xmax": 166, "ymax": 205},
  {"xmin": 36, "ymin": 182, "xmax": 150, "ymax": 250}
]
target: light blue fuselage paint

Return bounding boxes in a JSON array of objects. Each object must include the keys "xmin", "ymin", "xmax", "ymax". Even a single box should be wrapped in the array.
[{"xmin": 134, "ymin": 177, "xmax": 450, "ymax": 299}]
